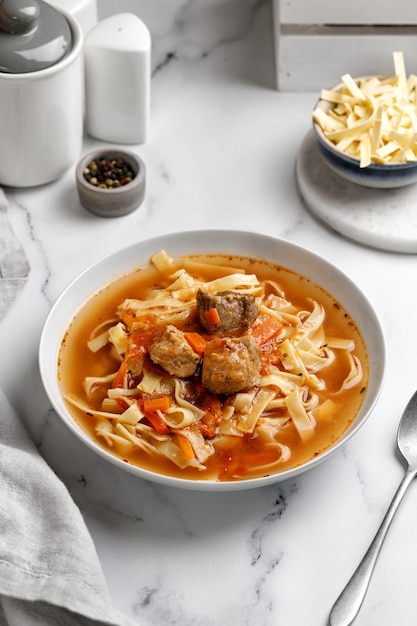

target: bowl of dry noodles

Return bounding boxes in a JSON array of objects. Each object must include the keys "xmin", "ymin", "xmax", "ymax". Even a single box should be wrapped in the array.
[{"xmin": 39, "ymin": 230, "xmax": 385, "ymax": 491}]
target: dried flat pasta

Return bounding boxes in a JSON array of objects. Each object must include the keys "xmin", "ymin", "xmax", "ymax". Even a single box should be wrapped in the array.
[{"xmin": 313, "ymin": 51, "xmax": 417, "ymax": 167}]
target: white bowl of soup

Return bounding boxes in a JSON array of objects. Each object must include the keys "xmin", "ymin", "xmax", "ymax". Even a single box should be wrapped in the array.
[{"xmin": 39, "ymin": 230, "xmax": 385, "ymax": 491}]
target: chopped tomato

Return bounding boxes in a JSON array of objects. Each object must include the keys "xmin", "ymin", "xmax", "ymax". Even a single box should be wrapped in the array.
[
  {"xmin": 198, "ymin": 412, "xmax": 217, "ymax": 438},
  {"xmin": 252, "ymin": 317, "xmax": 282, "ymax": 345},
  {"xmin": 129, "ymin": 327, "xmax": 158, "ymax": 359},
  {"xmin": 198, "ymin": 394, "xmax": 222, "ymax": 438},
  {"xmin": 201, "ymin": 394, "xmax": 222, "ymax": 418}
]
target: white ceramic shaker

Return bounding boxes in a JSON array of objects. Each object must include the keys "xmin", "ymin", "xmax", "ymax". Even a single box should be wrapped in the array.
[
  {"xmin": 84, "ymin": 13, "xmax": 151, "ymax": 144},
  {"xmin": 0, "ymin": 0, "xmax": 84, "ymax": 187}
]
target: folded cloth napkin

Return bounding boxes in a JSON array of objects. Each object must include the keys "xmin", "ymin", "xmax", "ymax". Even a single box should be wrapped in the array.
[
  {"xmin": 0, "ymin": 190, "xmax": 136, "ymax": 626},
  {"xmin": 0, "ymin": 391, "xmax": 137, "ymax": 626},
  {"xmin": 0, "ymin": 189, "xmax": 30, "ymax": 321}
]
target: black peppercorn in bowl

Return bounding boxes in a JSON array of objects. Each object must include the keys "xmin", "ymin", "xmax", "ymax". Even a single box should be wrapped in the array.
[{"xmin": 76, "ymin": 148, "xmax": 146, "ymax": 217}]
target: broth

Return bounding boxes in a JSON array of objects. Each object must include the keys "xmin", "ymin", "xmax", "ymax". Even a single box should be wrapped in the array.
[{"xmin": 58, "ymin": 253, "xmax": 369, "ymax": 481}]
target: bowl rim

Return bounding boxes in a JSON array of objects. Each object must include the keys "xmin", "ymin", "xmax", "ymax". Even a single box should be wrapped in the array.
[
  {"xmin": 39, "ymin": 229, "xmax": 386, "ymax": 491},
  {"xmin": 312, "ymin": 76, "xmax": 417, "ymax": 170}
]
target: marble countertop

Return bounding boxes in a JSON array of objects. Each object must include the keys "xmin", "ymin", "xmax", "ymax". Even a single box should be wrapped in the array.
[{"xmin": 2, "ymin": 1, "xmax": 417, "ymax": 624}]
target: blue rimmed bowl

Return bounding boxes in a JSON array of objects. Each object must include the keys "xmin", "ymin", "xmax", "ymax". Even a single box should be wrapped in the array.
[{"xmin": 312, "ymin": 79, "xmax": 417, "ymax": 189}]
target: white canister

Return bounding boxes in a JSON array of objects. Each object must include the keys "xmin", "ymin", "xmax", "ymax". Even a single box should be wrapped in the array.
[{"xmin": 0, "ymin": 2, "xmax": 84, "ymax": 187}]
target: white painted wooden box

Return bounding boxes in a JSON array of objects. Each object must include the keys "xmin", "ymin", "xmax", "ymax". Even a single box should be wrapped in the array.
[{"xmin": 273, "ymin": 0, "xmax": 417, "ymax": 91}]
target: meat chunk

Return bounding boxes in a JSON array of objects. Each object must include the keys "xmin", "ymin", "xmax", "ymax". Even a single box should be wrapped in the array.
[
  {"xmin": 149, "ymin": 325, "xmax": 200, "ymax": 378},
  {"xmin": 201, "ymin": 335, "xmax": 262, "ymax": 394},
  {"xmin": 196, "ymin": 289, "xmax": 258, "ymax": 336}
]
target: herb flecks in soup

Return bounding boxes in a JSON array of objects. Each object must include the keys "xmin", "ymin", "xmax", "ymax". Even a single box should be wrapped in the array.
[{"xmin": 58, "ymin": 251, "xmax": 368, "ymax": 482}]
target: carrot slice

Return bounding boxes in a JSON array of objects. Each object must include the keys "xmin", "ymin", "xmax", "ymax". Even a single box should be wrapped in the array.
[
  {"xmin": 205, "ymin": 307, "xmax": 221, "ymax": 325},
  {"xmin": 252, "ymin": 318, "xmax": 282, "ymax": 345},
  {"xmin": 242, "ymin": 450, "xmax": 280, "ymax": 465},
  {"xmin": 145, "ymin": 411, "xmax": 170, "ymax": 435},
  {"xmin": 184, "ymin": 331, "xmax": 207, "ymax": 355},
  {"xmin": 113, "ymin": 359, "xmax": 128, "ymax": 388},
  {"xmin": 143, "ymin": 395, "xmax": 170, "ymax": 413},
  {"xmin": 176, "ymin": 433, "xmax": 195, "ymax": 459}
]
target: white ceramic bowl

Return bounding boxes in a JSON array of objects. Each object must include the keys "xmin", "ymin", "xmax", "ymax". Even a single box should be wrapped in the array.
[{"xmin": 39, "ymin": 231, "xmax": 385, "ymax": 491}]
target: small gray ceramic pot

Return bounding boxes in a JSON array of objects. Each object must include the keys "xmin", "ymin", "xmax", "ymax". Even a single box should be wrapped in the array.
[{"xmin": 76, "ymin": 148, "xmax": 146, "ymax": 217}]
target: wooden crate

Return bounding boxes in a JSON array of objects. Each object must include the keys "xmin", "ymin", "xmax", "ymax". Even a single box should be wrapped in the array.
[{"xmin": 273, "ymin": 0, "xmax": 417, "ymax": 91}]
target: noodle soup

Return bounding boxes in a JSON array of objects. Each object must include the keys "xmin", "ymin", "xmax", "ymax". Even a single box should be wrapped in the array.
[{"xmin": 58, "ymin": 251, "xmax": 368, "ymax": 482}]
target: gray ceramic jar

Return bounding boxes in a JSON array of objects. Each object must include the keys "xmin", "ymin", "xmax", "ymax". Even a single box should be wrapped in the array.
[{"xmin": 0, "ymin": 0, "xmax": 84, "ymax": 187}]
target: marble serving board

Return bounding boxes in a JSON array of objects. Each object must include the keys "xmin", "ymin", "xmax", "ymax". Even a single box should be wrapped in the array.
[{"xmin": 297, "ymin": 131, "xmax": 417, "ymax": 254}]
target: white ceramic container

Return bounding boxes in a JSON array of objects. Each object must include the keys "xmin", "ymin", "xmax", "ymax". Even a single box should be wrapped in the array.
[
  {"xmin": 84, "ymin": 13, "xmax": 151, "ymax": 144},
  {"xmin": 0, "ymin": 7, "xmax": 84, "ymax": 187}
]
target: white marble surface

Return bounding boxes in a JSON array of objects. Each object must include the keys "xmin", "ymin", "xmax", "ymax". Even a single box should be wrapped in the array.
[{"xmin": 2, "ymin": 1, "xmax": 417, "ymax": 624}]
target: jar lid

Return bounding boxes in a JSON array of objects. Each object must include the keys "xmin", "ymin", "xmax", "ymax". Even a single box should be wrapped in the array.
[{"xmin": 0, "ymin": 0, "xmax": 72, "ymax": 73}]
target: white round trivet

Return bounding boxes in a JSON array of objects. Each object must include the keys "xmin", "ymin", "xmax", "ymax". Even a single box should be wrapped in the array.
[{"xmin": 296, "ymin": 130, "xmax": 417, "ymax": 253}]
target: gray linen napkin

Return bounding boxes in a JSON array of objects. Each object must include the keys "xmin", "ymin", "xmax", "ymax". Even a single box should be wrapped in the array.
[
  {"xmin": 0, "ymin": 190, "xmax": 137, "ymax": 626},
  {"xmin": 0, "ymin": 391, "xmax": 137, "ymax": 626},
  {"xmin": 0, "ymin": 189, "xmax": 30, "ymax": 321}
]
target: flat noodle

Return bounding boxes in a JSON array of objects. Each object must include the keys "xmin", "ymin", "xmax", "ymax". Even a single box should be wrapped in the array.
[
  {"xmin": 108, "ymin": 323, "xmax": 129, "ymax": 356},
  {"xmin": 237, "ymin": 388, "xmax": 276, "ymax": 434},
  {"xmin": 65, "ymin": 394, "xmax": 122, "ymax": 420},
  {"xmin": 87, "ymin": 318, "xmax": 118, "ymax": 352},
  {"xmin": 84, "ymin": 373, "xmax": 117, "ymax": 398},
  {"xmin": 151, "ymin": 249, "xmax": 175, "ymax": 273},
  {"xmin": 173, "ymin": 380, "xmax": 205, "ymax": 420},
  {"xmin": 340, "ymin": 354, "xmax": 363, "ymax": 390},
  {"xmin": 286, "ymin": 388, "xmax": 315, "ymax": 441},
  {"xmin": 183, "ymin": 258, "xmax": 245, "ymax": 277},
  {"xmin": 115, "ymin": 403, "xmax": 143, "ymax": 425}
]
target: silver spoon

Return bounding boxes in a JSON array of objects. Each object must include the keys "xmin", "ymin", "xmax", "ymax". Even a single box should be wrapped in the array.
[{"xmin": 329, "ymin": 389, "xmax": 417, "ymax": 626}]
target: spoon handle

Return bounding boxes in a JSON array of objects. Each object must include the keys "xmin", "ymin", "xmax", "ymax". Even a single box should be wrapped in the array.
[{"xmin": 329, "ymin": 467, "xmax": 417, "ymax": 626}]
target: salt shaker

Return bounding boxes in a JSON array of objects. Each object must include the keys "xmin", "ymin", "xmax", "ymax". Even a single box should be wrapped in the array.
[{"xmin": 84, "ymin": 13, "xmax": 151, "ymax": 144}]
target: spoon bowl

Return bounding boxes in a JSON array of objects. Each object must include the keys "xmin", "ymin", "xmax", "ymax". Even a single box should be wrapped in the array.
[{"xmin": 397, "ymin": 391, "xmax": 417, "ymax": 466}]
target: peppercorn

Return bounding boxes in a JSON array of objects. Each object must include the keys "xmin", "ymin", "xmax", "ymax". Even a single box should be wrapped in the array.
[{"xmin": 83, "ymin": 156, "xmax": 136, "ymax": 188}]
